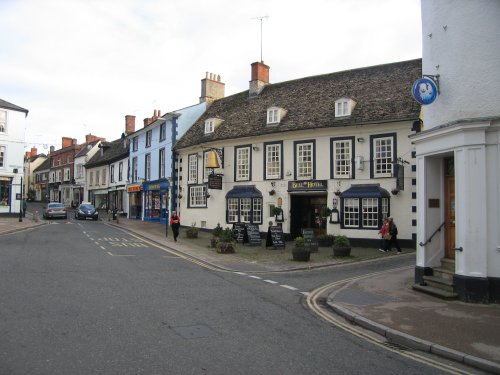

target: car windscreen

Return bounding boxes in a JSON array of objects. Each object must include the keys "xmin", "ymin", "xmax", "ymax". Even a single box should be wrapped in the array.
[
  {"xmin": 80, "ymin": 205, "xmax": 95, "ymax": 210},
  {"xmin": 49, "ymin": 203, "xmax": 65, "ymax": 209}
]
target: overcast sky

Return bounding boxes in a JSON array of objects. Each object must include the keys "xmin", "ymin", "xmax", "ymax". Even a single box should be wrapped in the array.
[{"xmin": 1, "ymin": 0, "xmax": 421, "ymax": 153}]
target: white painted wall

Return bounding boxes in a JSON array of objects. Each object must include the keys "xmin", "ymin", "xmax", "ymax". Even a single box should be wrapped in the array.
[{"xmin": 421, "ymin": 0, "xmax": 500, "ymax": 129}]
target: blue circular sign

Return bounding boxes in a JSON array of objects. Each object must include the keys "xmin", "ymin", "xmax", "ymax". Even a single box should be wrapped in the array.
[{"xmin": 412, "ymin": 78, "xmax": 438, "ymax": 105}]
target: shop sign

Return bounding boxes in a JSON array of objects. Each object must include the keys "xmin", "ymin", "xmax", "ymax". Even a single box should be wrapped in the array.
[
  {"xmin": 288, "ymin": 180, "xmax": 327, "ymax": 192},
  {"xmin": 208, "ymin": 175, "xmax": 223, "ymax": 190},
  {"xmin": 127, "ymin": 185, "xmax": 141, "ymax": 193}
]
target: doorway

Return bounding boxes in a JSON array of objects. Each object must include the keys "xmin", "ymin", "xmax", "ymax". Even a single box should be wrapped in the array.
[
  {"xmin": 444, "ymin": 158, "xmax": 455, "ymax": 259},
  {"xmin": 290, "ymin": 194, "xmax": 327, "ymax": 238}
]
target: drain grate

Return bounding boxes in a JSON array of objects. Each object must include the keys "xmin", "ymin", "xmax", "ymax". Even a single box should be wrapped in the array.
[
  {"xmin": 382, "ymin": 341, "xmax": 409, "ymax": 352},
  {"xmin": 171, "ymin": 325, "xmax": 217, "ymax": 339}
]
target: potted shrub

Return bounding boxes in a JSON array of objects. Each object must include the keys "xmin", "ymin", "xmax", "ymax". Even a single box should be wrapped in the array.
[
  {"xmin": 211, "ymin": 223, "xmax": 223, "ymax": 248},
  {"xmin": 217, "ymin": 227, "xmax": 235, "ymax": 254},
  {"xmin": 319, "ymin": 206, "xmax": 332, "ymax": 219},
  {"xmin": 292, "ymin": 236, "xmax": 311, "ymax": 261},
  {"xmin": 317, "ymin": 234, "xmax": 334, "ymax": 247},
  {"xmin": 186, "ymin": 225, "xmax": 199, "ymax": 239},
  {"xmin": 333, "ymin": 235, "xmax": 351, "ymax": 257}
]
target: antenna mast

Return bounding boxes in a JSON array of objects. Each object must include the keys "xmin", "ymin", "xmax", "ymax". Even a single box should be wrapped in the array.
[{"xmin": 253, "ymin": 15, "xmax": 269, "ymax": 62}]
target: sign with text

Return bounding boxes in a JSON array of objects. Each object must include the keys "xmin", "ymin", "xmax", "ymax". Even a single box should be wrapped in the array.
[
  {"xmin": 288, "ymin": 180, "xmax": 328, "ymax": 192},
  {"xmin": 208, "ymin": 174, "xmax": 223, "ymax": 190},
  {"xmin": 266, "ymin": 226, "xmax": 285, "ymax": 249},
  {"xmin": 245, "ymin": 224, "xmax": 261, "ymax": 246},
  {"xmin": 301, "ymin": 228, "xmax": 318, "ymax": 252},
  {"xmin": 233, "ymin": 223, "xmax": 246, "ymax": 243}
]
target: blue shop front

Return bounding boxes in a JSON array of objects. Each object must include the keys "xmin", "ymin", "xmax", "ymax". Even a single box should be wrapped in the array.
[{"xmin": 143, "ymin": 180, "xmax": 169, "ymax": 224}]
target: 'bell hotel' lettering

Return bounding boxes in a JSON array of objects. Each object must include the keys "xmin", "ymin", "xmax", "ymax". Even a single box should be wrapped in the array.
[{"xmin": 288, "ymin": 180, "xmax": 328, "ymax": 191}]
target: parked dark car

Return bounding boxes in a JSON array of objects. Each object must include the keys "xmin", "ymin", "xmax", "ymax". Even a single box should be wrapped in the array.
[
  {"xmin": 75, "ymin": 203, "xmax": 99, "ymax": 221},
  {"xmin": 43, "ymin": 202, "xmax": 67, "ymax": 220}
]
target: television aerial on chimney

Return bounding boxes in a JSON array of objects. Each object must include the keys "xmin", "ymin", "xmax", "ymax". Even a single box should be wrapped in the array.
[{"xmin": 252, "ymin": 15, "xmax": 269, "ymax": 62}]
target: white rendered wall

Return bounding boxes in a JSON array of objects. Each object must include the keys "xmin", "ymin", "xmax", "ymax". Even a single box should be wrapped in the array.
[{"xmin": 421, "ymin": 0, "xmax": 500, "ymax": 129}]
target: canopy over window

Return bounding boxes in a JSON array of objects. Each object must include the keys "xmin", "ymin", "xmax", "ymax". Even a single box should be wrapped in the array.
[
  {"xmin": 341, "ymin": 184, "xmax": 390, "ymax": 198},
  {"xmin": 226, "ymin": 185, "xmax": 262, "ymax": 198}
]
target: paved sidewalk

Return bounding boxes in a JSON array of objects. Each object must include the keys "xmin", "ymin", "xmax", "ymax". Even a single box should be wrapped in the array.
[{"xmin": 2, "ymin": 214, "xmax": 499, "ymax": 373}]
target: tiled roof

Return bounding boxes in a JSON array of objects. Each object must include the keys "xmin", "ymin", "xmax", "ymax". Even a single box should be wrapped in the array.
[
  {"xmin": 85, "ymin": 138, "xmax": 128, "ymax": 167},
  {"xmin": 75, "ymin": 140, "xmax": 100, "ymax": 158},
  {"xmin": 0, "ymin": 98, "xmax": 29, "ymax": 115},
  {"xmin": 34, "ymin": 157, "xmax": 51, "ymax": 172},
  {"xmin": 174, "ymin": 59, "xmax": 421, "ymax": 150}
]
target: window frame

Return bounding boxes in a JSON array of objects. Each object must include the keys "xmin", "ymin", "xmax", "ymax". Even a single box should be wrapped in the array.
[
  {"xmin": 0, "ymin": 110, "xmax": 6, "ymax": 133},
  {"xmin": 159, "ymin": 148, "xmax": 166, "ymax": 179},
  {"xmin": 110, "ymin": 165, "xmax": 115, "ymax": 183},
  {"xmin": 264, "ymin": 141, "xmax": 283, "ymax": 180},
  {"xmin": 132, "ymin": 137, "xmax": 138, "ymax": 152},
  {"xmin": 188, "ymin": 153, "xmax": 198, "ymax": 184},
  {"xmin": 204, "ymin": 119, "xmax": 214, "ymax": 134},
  {"xmin": 341, "ymin": 196, "xmax": 390, "ymax": 230},
  {"xmin": 234, "ymin": 145, "xmax": 251, "ymax": 182},
  {"xmin": 331, "ymin": 136, "xmax": 355, "ymax": 179},
  {"xmin": 145, "ymin": 130, "xmax": 152, "ymax": 148},
  {"xmin": 226, "ymin": 197, "xmax": 263, "ymax": 224},
  {"xmin": 131, "ymin": 157, "xmax": 138, "ymax": 182},
  {"xmin": 370, "ymin": 133, "xmax": 397, "ymax": 178},
  {"xmin": 293, "ymin": 140, "xmax": 315, "ymax": 180},
  {"xmin": 118, "ymin": 162, "xmax": 123, "ymax": 181},
  {"xmin": 145, "ymin": 153, "xmax": 151, "ymax": 181},
  {"xmin": 335, "ymin": 98, "xmax": 353, "ymax": 117},
  {"xmin": 188, "ymin": 184, "xmax": 207, "ymax": 208},
  {"xmin": 159, "ymin": 123, "xmax": 166, "ymax": 141},
  {"xmin": 266, "ymin": 107, "xmax": 280, "ymax": 125},
  {"xmin": 0, "ymin": 145, "xmax": 5, "ymax": 167}
]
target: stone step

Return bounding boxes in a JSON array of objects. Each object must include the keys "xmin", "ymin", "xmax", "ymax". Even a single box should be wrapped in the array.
[
  {"xmin": 433, "ymin": 267, "xmax": 454, "ymax": 281},
  {"xmin": 441, "ymin": 258, "xmax": 455, "ymax": 272},
  {"xmin": 423, "ymin": 275, "xmax": 455, "ymax": 293},
  {"xmin": 412, "ymin": 283, "xmax": 458, "ymax": 300}
]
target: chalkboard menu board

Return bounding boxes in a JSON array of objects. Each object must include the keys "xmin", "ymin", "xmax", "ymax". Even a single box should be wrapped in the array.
[
  {"xmin": 266, "ymin": 226, "xmax": 285, "ymax": 249},
  {"xmin": 245, "ymin": 224, "xmax": 262, "ymax": 246},
  {"xmin": 233, "ymin": 223, "xmax": 246, "ymax": 244},
  {"xmin": 301, "ymin": 228, "xmax": 318, "ymax": 252}
]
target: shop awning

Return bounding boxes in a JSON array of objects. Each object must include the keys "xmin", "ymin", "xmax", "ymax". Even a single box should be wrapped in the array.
[
  {"xmin": 226, "ymin": 185, "xmax": 262, "ymax": 199},
  {"xmin": 341, "ymin": 184, "xmax": 390, "ymax": 198}
]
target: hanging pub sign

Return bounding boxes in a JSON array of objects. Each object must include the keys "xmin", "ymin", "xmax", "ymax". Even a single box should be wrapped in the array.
[
  {"xmin": 208, "ymin": 174, "xmax": 223, "ymax": 190},
  {"xmin": 412, "ymin": 76, "xmax": 439, "ymax": 105}
]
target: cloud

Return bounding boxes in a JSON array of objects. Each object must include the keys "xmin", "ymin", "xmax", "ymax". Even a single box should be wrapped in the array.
[{"xmin": 0, "ymin": 0, "xmax": 421, "ymax": 150}]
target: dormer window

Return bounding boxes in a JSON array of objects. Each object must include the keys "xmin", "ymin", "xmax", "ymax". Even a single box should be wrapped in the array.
[
  {"xmin": 335, "ymin": 98, "xmax": 356, "ymax": 117},
  {"xmin": 205, "ymin": 119, "xmax": 214, "ymax": 134},
  {"xmin": 204, "ymin": 118, "xmax": 223, "ymax": 134},
  {"xmin": 266, "ymin": 106, "xmax": 286, "ymax": 125}
]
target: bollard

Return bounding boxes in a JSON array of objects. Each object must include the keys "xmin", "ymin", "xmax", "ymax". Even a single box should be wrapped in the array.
[
  {"xmin": 34, "ymin": 210, "xmax": 39, "ymax": 223},
  {"xmin": 116, "ymin": 211, "xmax": 119, "ymax": 224}
]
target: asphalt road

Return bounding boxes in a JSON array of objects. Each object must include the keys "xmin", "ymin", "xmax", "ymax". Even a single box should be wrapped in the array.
[{"xmin": 0, "ymin": 219, "xmax": 449, "ymax": 374}]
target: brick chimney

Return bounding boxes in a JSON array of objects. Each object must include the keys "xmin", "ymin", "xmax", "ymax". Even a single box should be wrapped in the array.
[
  {"xmin": 249, "ymin": 61, "xmax": 270, "ymax": 97},
  {"xmin": 125, "ymin": 115, "xmax": 136, "ymax": 134},
  {"xmin": 31, "ymin": 147, "xmax": 37, "ymax": 156},
  {"xmin": 200, "ymin": 72, "xmax": 225, "ymax": 104},
  {"xmin": 62, "ymin": 137, "xmax": 73, "ymax": 148},
  {"xmin": 143, "ymin": 109, "xmax": 161, "ymax": 127},
  {"xmin": 50, "ymin": 145, "xmax": 55, "ymax": 154},
  {"xmin": 85, "ymin": 134, "xmax": 106, "ymax": 144}
]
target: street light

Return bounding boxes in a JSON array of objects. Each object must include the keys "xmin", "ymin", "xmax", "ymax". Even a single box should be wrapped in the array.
[{"xmin": 19, "ymin": 176, "xmax": 23, "ymax": 222}]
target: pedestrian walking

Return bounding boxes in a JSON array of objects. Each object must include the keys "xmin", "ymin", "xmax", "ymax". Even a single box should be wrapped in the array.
[
  {"xmin": 378, "ymin": 217, "xmax": 390, "ymax": 252},
  {"xmin": 22, "ymin": 199, "xmax": 27, "ymax": 217},
  {"xmin": 387, "ymin": 217, "xmax": 402, "ymax": 253},
  {"xmin": 170, "ymin": 211, "xmax": 180, "ymax": 242}
]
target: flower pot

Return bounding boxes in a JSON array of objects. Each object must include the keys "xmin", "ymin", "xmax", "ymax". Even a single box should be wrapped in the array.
[
  {"xmin": 210, "ymin": 237, "xmax": 219, "ymax": 248},
  {"xmin": 292, "ymin": 247, "xmax": 311, "ymax": 261},
  {"xmin": 333, "ymin": 246, "xmax": 351, "ymax": 257}
]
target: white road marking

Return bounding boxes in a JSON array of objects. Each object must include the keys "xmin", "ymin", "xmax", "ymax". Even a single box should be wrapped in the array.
[
  {"xmin": 248, "ymin": 275, "xmax": 262, "ymax": 279},
  {"xmin": 263, "ymin": 280, "xmax": 278, "ymax": 284},
  {"xmin": 107, "ymin": 252, "xmax": 136, "ymax": 257},
  {"xmin": 280, "ymin": 285, "xmax": 298, "ymax": 291}
]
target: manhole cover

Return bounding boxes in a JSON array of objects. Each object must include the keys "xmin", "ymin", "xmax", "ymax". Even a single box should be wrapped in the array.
[{"xmin": 171, "ymin": 325, "xmax": 217, "ymax": 339}]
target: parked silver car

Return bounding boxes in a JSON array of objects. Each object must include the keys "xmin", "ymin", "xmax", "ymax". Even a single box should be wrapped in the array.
[{"xmin": 43, "ymin": 202, "xmax": 67, "ymax": 220}]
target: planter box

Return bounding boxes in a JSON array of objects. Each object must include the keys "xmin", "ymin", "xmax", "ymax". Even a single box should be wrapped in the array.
[
  {"xmin": 333, "ymin": 246, "xmax": 351, "ymax": 257},
  {"xmin": 217, "ymin": 242, "xmax": 235, "ymax": 254},
  {"xmin": 292, "ymin": 247, "xmax": 311, "ymax": 261}
]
